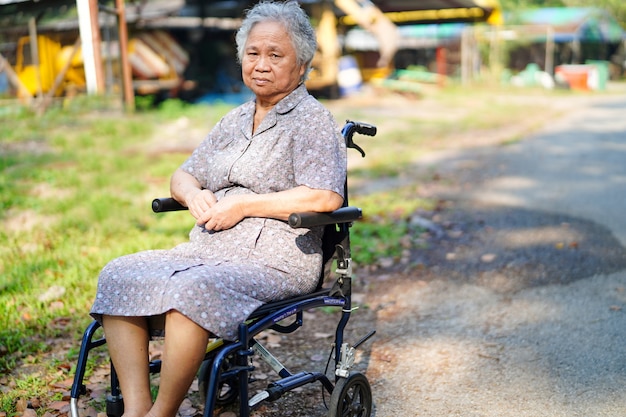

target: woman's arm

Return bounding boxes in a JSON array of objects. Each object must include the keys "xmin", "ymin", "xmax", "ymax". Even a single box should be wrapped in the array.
[
  {"xmin": 171, "ymin": 167, "xmax": 343, "ymax": 231},
  {"xmin": 198, "ymin": 186, "xmax": 342, "ymax": 231}
]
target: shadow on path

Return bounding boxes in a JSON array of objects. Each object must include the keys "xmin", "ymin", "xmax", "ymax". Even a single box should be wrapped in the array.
[{"xmin": 407, "ymin": 202, "xmax": 626, "ymax": 294}]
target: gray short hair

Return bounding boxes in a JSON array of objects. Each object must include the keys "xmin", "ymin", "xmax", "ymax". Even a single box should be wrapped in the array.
[{"xmin": 235, "ymin": 0, "xmax": 317, "ymax": 80}]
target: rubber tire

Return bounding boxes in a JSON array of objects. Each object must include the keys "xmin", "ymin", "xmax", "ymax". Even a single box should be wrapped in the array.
[
  {"xmin": 197, "ymin": 356, "xmax": 239, "ymax": 406},
  {"xmin": 328, "ymin": 372, "xmax": 372, "ymax": 417}
]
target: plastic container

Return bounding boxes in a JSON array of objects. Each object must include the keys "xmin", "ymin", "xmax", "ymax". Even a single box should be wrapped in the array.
[
  {"xmin": 555, "ymin": 65, "xmax": 590, "ymax": 91},
  {"xmin": 585, "ymin": 60, "xmax": 609, "ymax": 91},
  {"xmin": 337, "ymin": 56, "xmax": 362, "ymax": 96}
]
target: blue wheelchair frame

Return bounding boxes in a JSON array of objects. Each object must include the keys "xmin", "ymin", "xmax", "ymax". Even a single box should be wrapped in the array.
[{"xmin": 69, "ymin": 121, "xmax": 377, "ymax": 417}]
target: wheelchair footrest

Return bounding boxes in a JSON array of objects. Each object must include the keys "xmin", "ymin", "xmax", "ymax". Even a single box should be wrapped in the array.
[{"xmin": 249, "ymin": 371, "xmax": 331, "ymax": 407}]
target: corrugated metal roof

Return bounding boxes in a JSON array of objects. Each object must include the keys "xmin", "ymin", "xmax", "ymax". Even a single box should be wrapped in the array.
[
  {"xmin": 509, "ymin": 7, "xmax": 624, "ymax": 43},
  {"xmin": 346, "ymin": 22, "xmax": 467, "ymax": 50},
  {"xmin": 0, "ymin": 0, "xmax": 188, "ymax": 34}
]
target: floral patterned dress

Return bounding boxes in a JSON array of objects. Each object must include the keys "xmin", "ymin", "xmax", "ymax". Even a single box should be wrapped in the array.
[{"xmin": 90, "ymin": 85, "xmax": 347, "ymax": 340}]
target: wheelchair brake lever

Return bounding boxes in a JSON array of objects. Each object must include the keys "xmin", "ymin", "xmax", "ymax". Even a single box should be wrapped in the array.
[
  {"xmin": 349, "ymin": 142, "xmax": 366, "ymax": 158},
  {"xmin": 343, "ymin": 120, "xmax": 375, "ymax": 158}
]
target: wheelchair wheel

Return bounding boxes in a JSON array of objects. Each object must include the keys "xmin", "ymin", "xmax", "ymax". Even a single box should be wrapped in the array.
[
  {"xmin": 328, "ymin": 372, "xmax": 372, "ymax": 417},
  {"xmin": 198, "ymin": 355, "xmax": 239, "ymax": 406}
]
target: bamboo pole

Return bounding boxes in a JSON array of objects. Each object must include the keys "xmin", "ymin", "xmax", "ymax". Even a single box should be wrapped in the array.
[{"xmin": 0, "ymin": 53, "xmax": 33, "ymax": 104}]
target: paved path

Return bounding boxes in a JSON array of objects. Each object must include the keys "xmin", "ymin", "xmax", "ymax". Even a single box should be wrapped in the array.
[
  {"xmin": 367, "ymin": 94, "xmax": 626, "ymax": 417},
  {"xmin": 470, "ymin": 96, "xmax": 626, "ymax": 245}
]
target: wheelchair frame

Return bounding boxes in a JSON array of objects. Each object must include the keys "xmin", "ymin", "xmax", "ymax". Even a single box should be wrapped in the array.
[{"xmin": 69, "ymin": 121, "xmax": 377, "ymax": 417}]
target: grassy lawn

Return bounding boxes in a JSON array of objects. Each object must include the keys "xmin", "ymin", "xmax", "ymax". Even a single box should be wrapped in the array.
[
  {"xmin": 0, "ymin": 98, "xmax": 231, "ymax": 411},
  {"xmin": 0, "ymin": 85, "xmax": 585, "ymax": 414}
]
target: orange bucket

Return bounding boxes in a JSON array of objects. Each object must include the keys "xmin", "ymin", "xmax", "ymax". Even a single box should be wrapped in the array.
[{"xmin": 555, "ymin": 65, "xmax": 590, "ymax": 91}]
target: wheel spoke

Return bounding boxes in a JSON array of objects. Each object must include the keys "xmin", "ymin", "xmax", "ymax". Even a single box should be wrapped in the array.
[{"xmin": 352, "ymin": 385, "xmax": 362, "ymax": 406}]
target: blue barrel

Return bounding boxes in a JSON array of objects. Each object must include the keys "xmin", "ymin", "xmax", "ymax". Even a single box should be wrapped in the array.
[
  {"xmin": 0, "ymin": 72, "xmax": 8, "ymax": 94},
  {"xmin": 337, "ymin": 56, "xmax": 362, "ymax": 96}
]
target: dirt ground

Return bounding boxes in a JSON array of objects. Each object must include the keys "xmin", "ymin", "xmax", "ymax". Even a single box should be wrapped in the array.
[{"xmin": 9, "ymin": 85, "xmax": 626, "ymax": 417}]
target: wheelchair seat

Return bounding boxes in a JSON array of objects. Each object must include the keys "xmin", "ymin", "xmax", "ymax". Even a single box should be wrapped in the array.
[{"xmin": 69, "ymin": 120, "xmax": 377, "ymax": 417}]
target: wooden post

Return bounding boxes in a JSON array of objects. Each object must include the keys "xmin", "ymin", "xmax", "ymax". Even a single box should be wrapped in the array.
[
  {"xmin": 436, "ymin": 46, "xmax": 446, "ymax": 87},
  {"xmin": 116, "ymin": 0, "xmax": 134, "ymax": 111},
  {"xmin": 461, "ymin": 27, "xmax": 469, "ymax": 86},
  {"xmin": 77, "ymin": 0, "xmax": 105, "ymax": 94},
  {"xmin": 28, "ymin": 17, "xmax": 43, "ymax": 102},
  {"xmin": 89, "ymin": 0, "xmax": 105, "ymax": 92},
  {"xmin": 545, "ymin": 25, "xmax": 555, "ymax": 75}
]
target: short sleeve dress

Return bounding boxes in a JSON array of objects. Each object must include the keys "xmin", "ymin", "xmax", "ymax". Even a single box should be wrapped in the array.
[{"xmin": 90, "ymin": 84, "xmax": 347, "ymax": 341}]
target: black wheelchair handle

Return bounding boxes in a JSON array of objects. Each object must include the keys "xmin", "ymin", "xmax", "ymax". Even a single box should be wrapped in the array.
[
  {"xmin": 342, "ymin": 120, "xmax": 376, "ymax": 158},
  {"xmin": 288, "ymin": 206, "xmax": 362, "ymax": 228},
  {"xmin": 352, "ymin": 121, "xmax": 377, "ymax": 137},
  {"xmin": 152, "ymin": 197, "xmax": 187, "ymax": 212}
]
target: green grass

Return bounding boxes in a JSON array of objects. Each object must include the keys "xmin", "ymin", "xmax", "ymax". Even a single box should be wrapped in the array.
[
  {"xmin": 349, "ymin": 185, "xmax": 438, "ymax": 265},
  {"xmin": 0, "ymin": 98, "xmax": 228, "ymax": 414},
  {"xmin": 0, "ymin": 99, "xmax": 224, "ymax": 370},
  {"xmin": 0, "ymin": 85, "xmax": 567, "ymax": 414}
]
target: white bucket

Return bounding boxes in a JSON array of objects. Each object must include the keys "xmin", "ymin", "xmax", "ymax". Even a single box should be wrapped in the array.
[{"xmin": 337, "ymin": 56, "xmax": 362, "ymax": 96}]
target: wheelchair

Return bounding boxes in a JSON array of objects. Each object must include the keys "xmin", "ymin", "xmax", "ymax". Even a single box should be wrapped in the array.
[{"xmin": 69, "ymin": 120, "xmax": 377, "ymax": 417}]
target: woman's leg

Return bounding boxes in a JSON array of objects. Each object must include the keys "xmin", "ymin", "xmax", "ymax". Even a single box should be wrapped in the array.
[
  {"xmin": 102, "ymin": 315, "xmax": 152, "ymax": 417},
  {"xmin": 148, "ymin": 310, "xmax": 210, "ymax": 417}
]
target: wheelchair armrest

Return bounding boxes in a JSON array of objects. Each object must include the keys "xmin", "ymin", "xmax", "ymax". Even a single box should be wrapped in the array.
[
  {"xmin": 288, "ymin": 206, "xmax": 362, "ymax": 228},
  {"xmin": 152, "ymin": 197, "xmax": 187, "ymax": 212},
  {"xmin": 152, "ymin": 198, "xmax": 362, "ymax": 228}
]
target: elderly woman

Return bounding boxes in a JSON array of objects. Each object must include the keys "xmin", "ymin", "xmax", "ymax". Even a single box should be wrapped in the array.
[{"xmin": 90, "ymin": 1, "xmax": 346, "ymax": 417}]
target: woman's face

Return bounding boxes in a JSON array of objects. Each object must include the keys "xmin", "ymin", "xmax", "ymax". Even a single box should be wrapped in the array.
[{"xmin": 242, "ymin": 20, "xmax": 306, "ymax": 106}]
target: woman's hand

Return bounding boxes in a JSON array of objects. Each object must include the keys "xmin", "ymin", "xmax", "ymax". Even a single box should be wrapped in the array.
[
  {"xmin": 195, "ymin": 195, "xmax": 246, "ymax": 231},
  {"xmin": 184, "ymin": 188, "xmax": 245, "ymax": 231},
  {"xmin": 170, "ymin": 169, "xmax": 245, "ymax": 231},
  {"xmin": 185, "ymin": 189, "xmax": 218, "ymax": 223}
]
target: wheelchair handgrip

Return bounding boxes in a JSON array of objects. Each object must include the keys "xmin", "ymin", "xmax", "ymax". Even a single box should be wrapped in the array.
[
  {"xmin": 288, "ymin": 206, "xmax": 362, "ymax": 228},
  {"xmin": 355, "ymin": 122, "xmax": 377, "ymax": 136},
  {"xmin": 152, "ymin": 197, "xmax": 187, "ymax": 212}
]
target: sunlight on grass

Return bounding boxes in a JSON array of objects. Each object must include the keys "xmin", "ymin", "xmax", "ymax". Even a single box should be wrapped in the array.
[
  {"xmin": 0, "ymin": 98, "xmax": 215, "ymax": 376},
  {"xmin": 350, "ymin": 185, "xmax": 437, "ymax": 265}
]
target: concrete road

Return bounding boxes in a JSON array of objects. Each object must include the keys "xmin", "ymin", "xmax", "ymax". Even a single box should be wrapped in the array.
[
  {"xmin": 367, "ymin": 93, "xmax": 626, "ymax": 417},
  {"xmin": 471, "ymin": 96, "xmax": 626, "ymax": 245}
]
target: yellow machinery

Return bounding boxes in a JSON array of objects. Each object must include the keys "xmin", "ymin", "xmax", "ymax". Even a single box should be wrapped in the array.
[
  {"xmin": 306, "ymin": 0, "xmax": 399, "ymax": 96},
  {"xmin": 14, "ymin": 35, "xmax": 85, "ymax": 98},
  {"xmin": 306, "ymin": 0, "xmax": 503, "ymax": 95},
  {"xmin": 12, "ymin": 30, "xmax": 187, "ymax": 99},
  {"xmin": 306, "ymin": 2, "xmax": 342, "ymax": 95}
]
